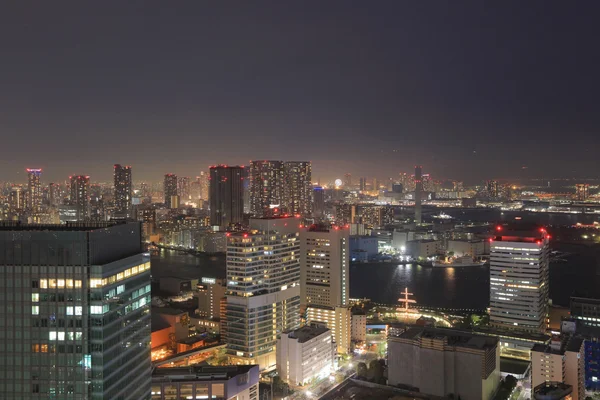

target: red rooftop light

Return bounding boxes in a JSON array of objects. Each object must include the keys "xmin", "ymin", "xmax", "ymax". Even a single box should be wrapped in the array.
[
  {"xmin": 496, "ymin": 226, "xmax": 502, "ymax": 231},
  {"xmin": 243, "ymin": 234, "xmax": 248, "ymax": 238}
]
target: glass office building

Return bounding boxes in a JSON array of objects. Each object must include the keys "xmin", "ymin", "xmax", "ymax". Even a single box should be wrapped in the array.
[{"xmin": 0, "ymin": 221, "xmax": 151, "ymax": 400}]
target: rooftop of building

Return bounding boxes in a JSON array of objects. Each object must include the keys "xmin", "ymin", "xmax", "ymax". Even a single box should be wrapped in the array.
[
  {"xmin": 533, "ymin": 381, "xmax": 572, "ymax": 400},
  {"xmin": 491, "ymin": 225, "xmax": 549, "ymax": 243},
  {"xmin": 473, "ymin": 326, "xmax": 551, "ymax": 343},
  {"xmin": 0, "ymin": 220, "xmax": 130, "ymax": 232},
  {"xmin": 287, "ymin": 324, "xmax": 330, "ymax": 343},
  {"xmin": 152, "ymin": 365, "xmax": 257, "ymax": 382},
  {"xmin": 394, "ymin": 326, "xmax": 498, "ymax": 350},
  {"xmin": 531, "ymin": 334, "xmax": 583, "ymax": 355},
  {"xmin": 154, "ymin": 307, "xmax": 187, "ymax": 316},
  {"xmin": 571, "ymin": 295, "xmax": 600, "ymax": 306}
]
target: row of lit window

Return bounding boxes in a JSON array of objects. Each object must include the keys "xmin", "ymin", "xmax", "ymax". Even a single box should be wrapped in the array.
[
  {"xmin": 91, "ymin": 262, "xmax": 151, "ymax": 288},
  {"xmin": 39, "ymin": 279, "xmax": 82, "ymax": 289},
  {"xmin": 49, "ymin": 331, "xmax": 83, "ymax": 341}
]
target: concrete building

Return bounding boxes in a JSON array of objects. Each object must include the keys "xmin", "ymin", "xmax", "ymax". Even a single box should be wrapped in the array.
[
  {"xmin": 113, "ymin": 164, "xmax": 132, "ymax": 218},
  {"xmin": 306, "ymin": 305, "xmax": 352, "ymax": 354},
  {"xmin": 387, "ymin": 327, "xmax": 500, "ymax": 400},
  {"xmin": 531, "ymin": 335, "xmax": 585, "ymax": 400},
  {"xmin": 27, "ymin": 168, "xmax": 43, "ymax": 214},
  {"xmin": 406, "ymin": 239, "xmax": 441, "ymax": 259},
  {"xmin": 447, "ymin": 239, "xmax": 486, "ymax": 257},
  {"xmin": 490, "ymin": 227, "xmax": 550, "ymax": 332},
  {"xmin": 313, "ymin": 186, "xmax": 325, "ymax": 218},
  {"xmin": 164, "ymin": 173, "xmax": 178, "ymax": 208},
  {"xmin": 225, "ymin": 217, "xmax": 301, "ymax": 369},
  {"xmin": 69, "ymin": 175, "xmax": 90, "ymax": 221},
  {"xmin": 159, "ymin": 276, "xmax": 197, "ymax": 295},
  {"xmin": 0, "ymin": 221, "xmax": 151, "ymax": 400},
  {"xmin": 300, "ymin": 224, "xmax": 349, "ymax": 309},
  {"xmin": 284, "ymin": 161, "xmax": 313, "ymax": 218},
  {"xmin": 200, "ymin": 231, "xmax": 228, "ymax": 254},
  {"xmin": 209, "ymin": 165, "xmax": 244, "ymax": 228},
  {"xmin": 197, "ymin": 277, "xmax": 227, "ymax": 319},
  {"xmin": 351, "ymin": 311, "xmax": 367, "ymax": 343},
  {"xmin": 276, "ymin": 324, "xmax": 334, "ymax": 386},
  {"xmin": 249, "ymin": 160, "xmax": 284, "ymax": 217},
  {"xmin": 151, "ymin": 365, "xmax": 259, "ymax": 400}
]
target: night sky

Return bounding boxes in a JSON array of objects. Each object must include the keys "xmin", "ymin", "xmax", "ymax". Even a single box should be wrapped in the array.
[{"xmin": 1, "ymin": 2, "xmax": 598, "ymax": 183}]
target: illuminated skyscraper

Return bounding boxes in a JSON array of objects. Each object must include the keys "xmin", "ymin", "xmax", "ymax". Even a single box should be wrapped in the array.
[
  {"xmin": 27, "ymin": 168, "xmax": 43, "ymax": 213},
  {"xmin": 300, "ymin": 224, "xmax": 349, "ymax": 309},
  {"xmin": 359, "ymin": 177, "xmax": 367, "ymax": 191},
  {"xmin": 113, "ymin": 164, "xmax": 132, "ymax": 218},
  {"xmin": 9, "ymin": 186, "xmax": 26, "ymax": 219},
  {"xmin": 284, "ymin": 161, "xmax": 312, "ymax": 217},
  {"xmin": 313, "ymin": 186, "xmax": 325, "ymax": 218},
  {"xmin": 490, "ymin": 227, "xmax": 550, "ymax": 332},
  {"xmin": 163, "ymin": 173, "xmax": 178, "ymax": 208},
  {"xmin": 199, "ymin": 171, "xmax": 209, "ymax": 201},
  {"xmin": 250, "ymin": 160, "xmax": 284, "ymax": 216},
  {"xmin": 177, "ymin": 176, "xmax": 191, "ymax": 202},
  {"xmin": 226, "ymin": 217, "xmax": 301, "ymax": 368},
  {"xmin": 48, "ymin": 182, "xmax": 61, "ymax": 207},
  {"xmin": 0, "ymin": 221, "xmax": 151, "ymax": 399},
  {"xmin": 70, "ymin": 175, "xmax": 90, "ymax": 221},
  {"xmin": 414, "ymin": 165, "xmax": 423, "ymax": 224},
  {"xmin": 209, "ymin": 165, "xmax": 244, "ymax": 228}
]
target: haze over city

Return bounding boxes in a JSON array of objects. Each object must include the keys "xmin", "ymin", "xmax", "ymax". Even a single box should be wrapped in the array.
[{"xmin": 2, "ymin": 1, "xmax": 599, "ymax": 183}]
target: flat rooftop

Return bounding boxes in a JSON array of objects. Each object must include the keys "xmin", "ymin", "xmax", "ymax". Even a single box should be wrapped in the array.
[
  {"xmin": 152, "ymin": 365, "xmax": 257, "ymax": 382},
  {"xmin": 0, "ymin": 220, "xmax": 129, "ymax": 231},
  {"xmin": 397, "ymin": 326, "xmax": 498, "ymax": 350},
  {"xmin": 533, "ymin": 381, "xmax": 572, "ymax": 399},
  {"xmin": 531, "ymin": 335, "xmax": 583, "ymax": 355},
  {"xmin": 288, "ymin": 324, "xmax": 330, "ymax": 343}
]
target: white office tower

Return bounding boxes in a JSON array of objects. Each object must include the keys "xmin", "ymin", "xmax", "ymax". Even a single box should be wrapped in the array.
[
  {"xmin": 225, "ymin": 216, "xmax": 301, "ymax": 369},
  {"xmin": 276, "ymin": 324, "xmax": 334, "ymax": 386},
  {"xmin": 489, "ymin": 227, "xmax": 550, "ymax": 332},
  {"xmin": 300, "ymin": 224, "xmax": 349, "ymax": 309}
]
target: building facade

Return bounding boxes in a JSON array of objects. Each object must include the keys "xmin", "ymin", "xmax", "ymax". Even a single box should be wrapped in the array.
[
  {"xmin": 387, "ymin": 327, "xmax": 500, "ymax": 400},
  {"xmin": 225, "ymin": 217, "xmax": 301, "ymax": 369},
  {"xmin": 276, "ymin": 324, "xmax": 333, "ymax": 386},
  {"xmin": 306, "ymin": 305, "xmax": 352, "ymax": 354},
  {"xmin": 531, "ymin": 335, "xmax": 585, "ymax": 400},
  {"xmin": 197, "ymin": 277, "xmax": 227, "ymax": 320},
  {"xmin": 27, "ymin": 168, "xmax": 43, "ymax": 215},
  {"xmin": 151, "ymin": 365, "xmax": 259, "ymax": 400},
  {"xmin": 113, "ymin": 164, "xmax": 132, "ymax": 218},
  {"xmin": 69, "ymin": 175, "xmax": 90, "ymax": 221},
  {"xmin": 209, "ymin": 165, "xmax": 244, "ymax": 228},
  {"xmin": 249, "ymin": 160, "xmax": 284, "ymax": 217},
  {"xmin": 0, "ymin": 221, "xmax": 151, "ymax": 400},
  {"xmin": 300, "ymin": 225, "xmax": 349, "ymax": 310},
  {"xmin": 163, "ymin": 174, "xmax": 178, "ymax": 209},
  {"xmin": 283, "ymin": 161, "xmax": 312, "ymax": 217},
  {"xmin": 490, "ymin": 228, "xmax": 550, "ymax": 332}
]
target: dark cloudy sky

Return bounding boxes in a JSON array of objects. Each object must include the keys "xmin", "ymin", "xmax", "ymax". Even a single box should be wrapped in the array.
[{"xmin": 1, "ymin": 1, "xmax": 598, "ymax": 184}]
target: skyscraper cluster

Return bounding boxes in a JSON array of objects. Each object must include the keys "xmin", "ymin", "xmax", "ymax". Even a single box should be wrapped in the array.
[{"xmin": 249, "ymin": 160, "xmax": 312, "ymax": 218}]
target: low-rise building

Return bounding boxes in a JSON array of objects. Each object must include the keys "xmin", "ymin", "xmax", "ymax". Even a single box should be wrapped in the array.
[
  {"xmin": 447, "ymin": 239, "xmax": 486, "ymax": 257},
  {"xmin": 160, "ymin": 276, "xmax": 197, "ymax": 295},
  {"xmin": 406, "ymin": 239, "xmax": 441, "ymax": 259},
  {"xmin": 349, "ymin": 235, "xmax": 378, "ymax": 260},
  {"xmin": 351, "ymin": 311, "xmax": 367, "ymax": 343},
  {"xmin": 151, "ymin": 365, "xmax": 259, "ymax": 400},
  {"xmin": 531, "ymin": 335, "xmax": 585, "ymax": 400},
  {"xmin": 197, "ymin": 277, "xmax": 227, "ymax": 319},
  {"xmin": 387, "ymin": 327, "xmax": 500, "ymax": 400},
  {"xmin": 306, "ymin": 305, "xmax": 352, "ymax": 354},
  {"xmin": 276, "ymin": 324, "xmax": 334, "ymax": 386}
]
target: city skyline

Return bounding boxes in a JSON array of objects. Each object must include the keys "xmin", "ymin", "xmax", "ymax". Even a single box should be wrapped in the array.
[{"xmin": 2, "ymin": 2, "xmax": 600, "ymax": 182}]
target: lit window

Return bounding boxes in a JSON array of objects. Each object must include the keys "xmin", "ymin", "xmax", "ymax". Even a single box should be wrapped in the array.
[
  {"xmin": 116, "ymin": 272, "xmax": 124, "ymax": 281},
  {"xmin": 32, "ymin": 293, "xmax": 39, "ymax": 302},
  {"xmin": 58, "ymin": 332, "xmax": 65, "ymax": 341},
  {"xmin": 57, "ymin": 279, "xmax": 65, "ymax": 288},
  {"xmin": 32, "ymin": 306, "xmax": 39, "ymax": 315},
  {"xmin": 66, "ymin": 307, "xmax": 73, "ymax": 316},
  {"xmin": 66, "ymin": 279, "xmax": 74, "ymax": 288},
  {"xmin": 76, "ymin": 332, "xmax": 82, "ymax": 340},
  {"xmin": 40, "ymin": 279, "xmax": 48, "ymax": 289},
  {"xmin": 89, "ymin": 279, "xmax": 102, "ymax": 288},
  {"xmin": 75, "ymin": 280, "xmax": 82, "ymax": 288},
  {"xmin": 67, "ymin": 332, "xmax": 74, "ymax": 340},
  {"xmin": 49, "ymin": 279, "xmax": 57, "ymax": 289},
  {"xmin": 75, "ymin": 307, "xmax": 83, "ymax": 316},
  {"xmin": 49, "ymin": 332, "xmax": 57, "ymax": 341},
  {"xmin": 90, "ymin": 306, "xmax": 103, "ymax": 315}
]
